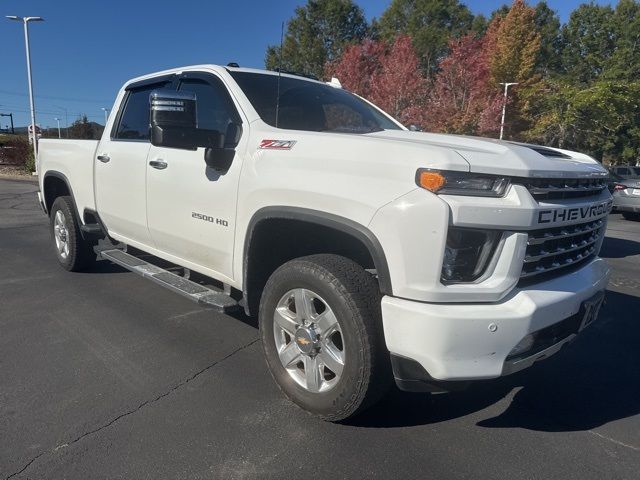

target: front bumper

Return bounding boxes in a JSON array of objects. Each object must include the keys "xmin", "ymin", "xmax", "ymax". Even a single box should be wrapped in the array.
[{"xmin": 382, "ymin": 257, "xmax": 610, "ymax": 386}]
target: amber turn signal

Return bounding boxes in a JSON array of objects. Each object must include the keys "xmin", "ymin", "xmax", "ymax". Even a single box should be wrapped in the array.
[{"xmin": 418, "ymin": 171, "xmax": 446, "ymax": 192}]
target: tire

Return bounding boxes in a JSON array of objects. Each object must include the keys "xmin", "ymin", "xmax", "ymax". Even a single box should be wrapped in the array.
[
  {"xmin": 50, "ymin": 196, "xmax": 96, "ymax": 271},
  {"xmin": 259, "ymin": 254, "xmax": 391, "ymax": 421},
  {"xmin": 621, "ymin": 212, "xmax": 640, "ymax": 221}
]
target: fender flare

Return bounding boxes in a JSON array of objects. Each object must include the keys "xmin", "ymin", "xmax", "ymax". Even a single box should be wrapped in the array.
[
  {"xmin": 42, "ymin": 171, "xmax": 89, "ymax": 233},
  {"xmin": 243, "ymin": 206, "xmax": 393, "ymax": 298}
]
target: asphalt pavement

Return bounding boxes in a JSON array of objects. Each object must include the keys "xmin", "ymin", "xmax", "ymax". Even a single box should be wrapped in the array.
[{"xmin": 1, "ymin": 178, "xmax": 638, "ymax": 480}]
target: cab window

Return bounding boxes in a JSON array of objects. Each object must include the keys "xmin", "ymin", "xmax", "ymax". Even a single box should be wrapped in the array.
[
  {"xmin": 178, "ymin": 78, "xmax": 241, "ymax": 146},
  {"xmin": 114, "ymin": 83, "xmax": 169, "ymax": 140}
]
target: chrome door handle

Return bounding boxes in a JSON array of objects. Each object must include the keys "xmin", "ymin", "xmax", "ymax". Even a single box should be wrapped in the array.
[
  {"xmin": 149, "ymin": 160, "xmax": 168, "ymax": 170},
  {"xmin": 97, "ymin": 155, "xmax": 110, "ymax": 163}
]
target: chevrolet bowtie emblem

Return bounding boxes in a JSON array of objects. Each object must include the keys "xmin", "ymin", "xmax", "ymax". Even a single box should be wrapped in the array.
[{"xmin": 297, "ymin": 337, "xmax": 311, "ymax": 346}]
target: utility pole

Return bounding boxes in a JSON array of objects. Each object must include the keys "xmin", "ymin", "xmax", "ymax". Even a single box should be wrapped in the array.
[
  {"xmin": 54, "ymin": 117, "xmax": 61, "ymax": 138},
  {"xmin": 0, "ymin": 113, "xmax": 15, "ymax": 134},
  {"xmin": 6, "ymin": 15, "xmax": 44, "ymax": 172},
  {"xmin": 499, "ymin": 82, "xmax": 518, "ymax": 141}
]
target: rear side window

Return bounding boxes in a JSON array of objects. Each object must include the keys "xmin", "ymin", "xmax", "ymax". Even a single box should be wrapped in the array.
[
  {"xmin": 616, "ymin": 167, "xmax": 630, "ymax": 176},
  {"xmin": 114, "ymin": 83, "xmax": 169, "ymax": 140}
]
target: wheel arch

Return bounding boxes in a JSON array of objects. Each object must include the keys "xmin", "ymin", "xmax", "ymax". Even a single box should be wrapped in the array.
[
  {"xmin": 242, "ymin": 206, "xmax": 392, "ymax": 316},
  {"xmin": 43, "ymin": 171, "xmax": 75, "ymax": 216}
]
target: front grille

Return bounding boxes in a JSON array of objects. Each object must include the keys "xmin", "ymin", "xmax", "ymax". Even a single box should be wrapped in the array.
[
  {"xmin": 518, "ymin": 177, "xmax": 608, "ymax": 201},
  {"xmin": 520, "ymin": 219, "xmax": 605, "ymax": 282}
]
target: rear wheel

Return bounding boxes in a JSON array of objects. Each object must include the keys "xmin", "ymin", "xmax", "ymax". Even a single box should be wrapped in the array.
[
  {"xmin": 259, "ymin": 254, "xmax": 391, "ymax": 421},
  {"xmin": 50, "ymin": 196, "xmax": 96, "ymax": 271}
]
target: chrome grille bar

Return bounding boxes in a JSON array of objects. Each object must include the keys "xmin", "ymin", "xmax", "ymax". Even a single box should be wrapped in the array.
[
  {"xmin": 523, "ymin": 235, "xmax": 600, "ymax": 263},
  {"xmin": 527, "ymin": 219, "xmax": 604, "ymax": 245},
  {"xmin": 519, "ymin": 218, "xmax": 605, "ymax": 281},
  {"xmin": 518, "ymin": 177, "xmax": 609, "ymax": 202}
]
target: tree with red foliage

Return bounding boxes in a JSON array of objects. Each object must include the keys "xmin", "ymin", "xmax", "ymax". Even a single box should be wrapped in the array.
[
  {"xmin": 425, "ymin": 34, "xmax": 503, "ymax": 135},
  {"xmin": 325, "ymin": 39, "xmax": 386, "ymax": 97},
  {"xmin": 369, "ymin": 36, "xmax": 427, "ymax": 126},
  {"xmin": 327, "ymin": 35, "xmax": 427, "ymax": 127}
]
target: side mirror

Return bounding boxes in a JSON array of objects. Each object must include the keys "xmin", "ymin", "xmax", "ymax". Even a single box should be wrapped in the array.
[
  {"xmin": 204, "ymin": 123, "xmax": 242, "ymax": 173},
  {"xmin": 409, "ymin": 124, "xmax": 422, "ymax": 132},
  {"xmin": 149, "ymin": 90, "xmax": 223, "ymax": 150}
]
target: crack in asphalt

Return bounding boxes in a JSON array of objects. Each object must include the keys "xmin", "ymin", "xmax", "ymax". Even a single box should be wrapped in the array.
[
  {"xmin": 588, "ymin": 431, "xmax": 640, "ymax": 452},
  {"xmin": 510, "ymin": 393, "xmax": 640, "ymax": 453},
  {"xmin": 4, "ymin": 338, "xmax": 260, "ymax": 480}
]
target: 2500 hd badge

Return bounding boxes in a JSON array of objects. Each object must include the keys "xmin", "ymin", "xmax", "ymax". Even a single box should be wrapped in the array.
[{"xmin": 537, "ymin": 199, "xmax": 612, "ymax": 224}]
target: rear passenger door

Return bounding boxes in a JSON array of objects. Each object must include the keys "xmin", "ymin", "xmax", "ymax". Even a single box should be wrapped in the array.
[
  {"xmin": 95, "ymin": 78, "xmax": 172, "ymax": 248},
  {"xmin": 145, "ymin": 71, "xmax": 246, "ymax": 282}
]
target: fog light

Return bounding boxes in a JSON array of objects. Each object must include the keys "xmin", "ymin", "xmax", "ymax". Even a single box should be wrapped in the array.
[
  {"xmin": 508, "ymin": 334, "xmax": 536, "ymax": 358},
  {"xmin": 441, "ymin": 227, "xmax": 501, "ymax": 283}
]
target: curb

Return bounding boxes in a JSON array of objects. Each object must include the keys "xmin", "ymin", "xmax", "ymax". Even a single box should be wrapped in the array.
[{"xmin": 0, "ymin": 174, "xmax": 38, "ymax": 184}]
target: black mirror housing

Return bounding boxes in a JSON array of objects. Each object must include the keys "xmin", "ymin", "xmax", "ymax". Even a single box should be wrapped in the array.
[
  {"xmin": 149, "ymin": 89, "xmax": 224, "ymax": 150},
  {"xmin": 150, "ymin": 89, "xmax": 197, "ymax": 129},
  {"xmin": 205, "ymin": 147, "xmax": 235, "ymax": 173}
]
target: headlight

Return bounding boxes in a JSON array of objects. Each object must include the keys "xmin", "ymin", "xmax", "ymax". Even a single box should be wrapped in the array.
[
  {"xmin": 441, "ymin": 227, "xmax": 502, "ymax": 283},
  {"xmin": 416, "ymin": 169, "xmax": 510, "ymax": 197}
]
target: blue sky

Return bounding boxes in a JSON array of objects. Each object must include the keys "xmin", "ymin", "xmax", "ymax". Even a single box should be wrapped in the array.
[{"xmin": 2, "ymin": 0, "xmax": 616, "ymax": 129}]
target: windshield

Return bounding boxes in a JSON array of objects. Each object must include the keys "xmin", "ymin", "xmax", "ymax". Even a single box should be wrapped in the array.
[{"xmin": 230, "ymin": 71, "xmax": 402, "ymax": 133}]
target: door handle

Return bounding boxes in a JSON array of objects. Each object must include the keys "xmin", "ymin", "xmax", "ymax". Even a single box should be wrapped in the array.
[
  {"xmin": 149, "ymin": 160, "xmax": 168, "ymax": 170},
  {"xmin": 97, "ymin": 155, "xmax": 110, "ymax": 163}
]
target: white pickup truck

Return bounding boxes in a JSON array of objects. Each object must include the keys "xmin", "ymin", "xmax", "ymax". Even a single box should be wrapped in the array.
[{"xmin": 37, "ymin": 64, "xmax": 612, "ymax": 421}]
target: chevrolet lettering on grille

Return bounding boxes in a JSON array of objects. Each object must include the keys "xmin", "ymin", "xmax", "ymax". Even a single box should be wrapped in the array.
[{"xmin": 537, "ymin": 199, "xmax": 613, "ymax": 225}]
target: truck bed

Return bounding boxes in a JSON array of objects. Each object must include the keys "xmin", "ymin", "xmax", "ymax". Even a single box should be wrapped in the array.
[{"xmin": 38, "ymin": 139, "xmax": 99, "ymax": 220}]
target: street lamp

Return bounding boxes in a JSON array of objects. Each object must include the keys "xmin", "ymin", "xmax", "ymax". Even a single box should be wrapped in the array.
[
  {"xmin": 101, "ymin": 107, "xmax": 109, "ymax": 126},
  {"xmin": 54, "ymin": 117, "xmax": 61, "ymax": 138},
  {"xmin": 499, "ymin": 82, "xmax": 518, "ymax": 141},
  {"xmin": 53, "ymin": 105, "xmax": 69, "ymax": 137},
  {"xmin": 6, "ymin": 15, "xmax": 44, "ymax": 172}
]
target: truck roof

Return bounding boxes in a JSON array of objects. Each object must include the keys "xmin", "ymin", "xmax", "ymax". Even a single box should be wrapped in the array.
[{"xmin": 123, "ymin": 64, "xmax": 327, "ymax": 90}]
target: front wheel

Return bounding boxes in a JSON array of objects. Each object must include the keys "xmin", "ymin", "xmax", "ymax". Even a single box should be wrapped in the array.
[{"xmin": 259, "ymin": 254, "xmax": 391, "ymax": 421}]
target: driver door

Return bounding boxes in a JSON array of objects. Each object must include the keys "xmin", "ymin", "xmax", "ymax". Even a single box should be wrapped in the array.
[{"xmin": 145, "ymin": 72, "xmax": 245, "ymax": 282}]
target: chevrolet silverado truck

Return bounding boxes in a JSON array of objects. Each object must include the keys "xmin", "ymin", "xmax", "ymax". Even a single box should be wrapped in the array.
[{"xmin": 37, "ymin": 64, "xmax": 612, "ymax": 421}]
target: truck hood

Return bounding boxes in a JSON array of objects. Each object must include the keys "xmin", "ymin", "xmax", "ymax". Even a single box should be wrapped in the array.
[{"xmin": 368, "ymin": 130, "xmax": 608, "ymax": 179}]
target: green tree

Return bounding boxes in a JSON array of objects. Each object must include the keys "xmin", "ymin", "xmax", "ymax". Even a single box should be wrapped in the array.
[
  {"xmin": 470, "ymin": 14, "xmax": 488, "ymax": 37},
  {"xmin": 603, "ymin": 0, "xmax": 640, "ymax": 82},
  {"xmin": 533, "ymin": 1, "xmax": 562, "ymax": 75},
  {"xmin": 69, "ymin": 115, "xmax": 93, "ymax": 139},
  {"xmin": 560, "ymin": 3, "xmax": 615, "ymax": 84},
  {"xmin": 264, "ymin": 0, "xmax": 368, "ymax": 79},
  {"xmin": 376, "ymin": 0, "xmax": 473, "ymax": 74},
  {"xmin": 488, "ymin": 5, "xmax": 511, "ymax": 23},
  {"xmin": 523, "ymin": 81, "xmax": 640, "ymax": 163}
]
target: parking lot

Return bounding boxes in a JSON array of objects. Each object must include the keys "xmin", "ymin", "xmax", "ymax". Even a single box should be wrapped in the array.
[{"xmin": 1, "ymin": 177, "xmax": 638, "ymax": 479}]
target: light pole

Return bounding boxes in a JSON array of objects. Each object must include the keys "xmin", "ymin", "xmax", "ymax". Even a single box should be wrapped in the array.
[
  {"xmin": 54, "ymin": 117, "xmax": 61, "ymax": 138},
  {"xmin": 6, "ymin": 15, "xmax": 44, "ymax": 171},
  {"xmin": 53, "ymin": 105, "xmax": 69, "ymax": 137},
  {"xmin": 101, "ymin": 107, "xmax": 109, "ymax": 126},
  {"xmin": 499, "ymin": 82, "xmax": 518, "ymax": 141}
]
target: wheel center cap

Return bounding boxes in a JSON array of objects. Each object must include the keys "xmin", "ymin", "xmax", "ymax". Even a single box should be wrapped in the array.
[{"xmin": 294, "ymin": 327, "xmax": 317, "ymax": 355}]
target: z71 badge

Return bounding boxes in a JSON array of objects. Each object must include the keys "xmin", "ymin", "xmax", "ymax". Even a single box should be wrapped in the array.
[{"xmin": 259, "ymin": 139, "xmax": 297, "ymax": 150}]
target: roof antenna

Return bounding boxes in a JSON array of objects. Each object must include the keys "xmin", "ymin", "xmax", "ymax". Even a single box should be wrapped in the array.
[{"xmin": 275, "ymin": 21, "xmax": 284, "ymax": 128}]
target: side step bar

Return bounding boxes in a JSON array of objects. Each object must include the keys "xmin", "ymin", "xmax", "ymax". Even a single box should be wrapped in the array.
[{"xmin": 98, "ymin": 249, "xmax": 239, "ymax": 313}]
